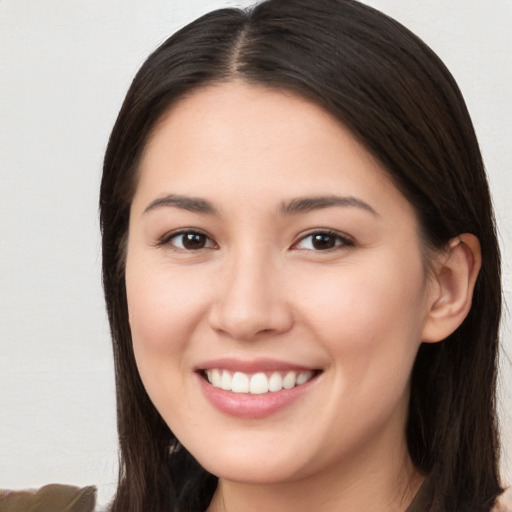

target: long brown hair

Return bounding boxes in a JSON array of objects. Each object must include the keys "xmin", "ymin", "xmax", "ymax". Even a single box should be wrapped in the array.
[{"xmin": 100, "ymin": 1, "xmax": 502, "ymax": 510}]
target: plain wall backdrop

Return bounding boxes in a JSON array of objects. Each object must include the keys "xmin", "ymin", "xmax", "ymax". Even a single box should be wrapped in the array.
[{"xmin": 1, "ymin": 0, "xmax": 510, "ymax": 507}]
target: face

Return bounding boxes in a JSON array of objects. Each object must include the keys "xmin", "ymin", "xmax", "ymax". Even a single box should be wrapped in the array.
[{"xmin": 125, "ymin": 82, "xmax": 435, "ymax": 485}]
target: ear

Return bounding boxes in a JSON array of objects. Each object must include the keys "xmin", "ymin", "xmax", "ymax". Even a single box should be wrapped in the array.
[{"xmin": 422, "ymin": 233, "xmax": 481, "ymax": 343}]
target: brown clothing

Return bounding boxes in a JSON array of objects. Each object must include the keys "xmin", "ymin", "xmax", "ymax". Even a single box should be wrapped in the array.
[
  {"xmin": 1, "ymin": 482, "xmax": 510, "ymax": 511},
  {"xmin": 0, "ymin": 484, "xmax": 96, "ymax": 512}
]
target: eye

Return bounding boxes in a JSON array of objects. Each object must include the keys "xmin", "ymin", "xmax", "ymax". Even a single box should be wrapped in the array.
[
  {"xmin": 293, "ymin": 230, "xmax": 354, "ymax": 251},
  {"xmin": 160, "ymin": 230, "xmax": 216, "ymax": 251}
]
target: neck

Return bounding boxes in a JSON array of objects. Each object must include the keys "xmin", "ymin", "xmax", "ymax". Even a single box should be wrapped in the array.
[{"xmin": 207, "ymin": 433, "xmax": 423, "ymax": 512}]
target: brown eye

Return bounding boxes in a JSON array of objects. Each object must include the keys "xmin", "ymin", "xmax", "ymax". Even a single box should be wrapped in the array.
[
  {"xmin": 294, "ymin": 231, "xmax": 354, "ymax": 251},
  {"xmin": 181, "ymin": 232, "xmax": 207, "ymax": 249},
  {"xmin": 311, "ymin": 233, "xmax": 337, "ymax": 250},
  {"xmin": 165, "ymin": 230, "xmax": 215, "ymax": 251}
]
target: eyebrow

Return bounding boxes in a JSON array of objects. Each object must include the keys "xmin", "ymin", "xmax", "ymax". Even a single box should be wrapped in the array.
[
  {"xmin": 279, "ymin": 195, "xmax": 379, "ymax": 216},
  {"xmin": 143, "ymin": 193, "xmax": 378, "ymax": 217},
  {"xmin": 143, "ymin": 194, "xmax": 219, "ymax": 216}
]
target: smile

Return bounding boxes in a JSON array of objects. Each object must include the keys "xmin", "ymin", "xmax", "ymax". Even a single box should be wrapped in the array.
[
  {"xmin": 197, "ymin": 360, "xmax": 322, "ymax": 418},
  {"xmin": 204, "ymin": 369, "xmax": 316, "ymax": 395}
]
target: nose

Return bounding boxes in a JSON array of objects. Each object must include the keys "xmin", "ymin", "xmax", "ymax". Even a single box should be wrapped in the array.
[{"xmin": 207, "ymin": 250, "xmax": 294, "ymax": 341}]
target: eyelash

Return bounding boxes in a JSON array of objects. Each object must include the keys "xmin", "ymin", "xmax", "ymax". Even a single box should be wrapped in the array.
[
  {"xmin": 157, "ymin": 229, "xmax": 217, "ymax": 251},
  {"xmin": 157, "ymin": 229, "xmax": 354, "ymax": 252},
  {"xmin": 292, "ymin": 230, "xmax": 355, "ymax": 252}
]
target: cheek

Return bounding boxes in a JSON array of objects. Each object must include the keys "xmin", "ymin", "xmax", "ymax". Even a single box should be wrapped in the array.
[
  {"xmin": 293, "ymin": 255, "xmax": 427, "ymax": 387},
  {"xmin": 125, "ymin": 259, "xmax": 215, "ymax": 428},
  {"xmin": 124, "ymin": 253, "xmax": 214, "ymax": 416},
  {"xmin": 126, "ymin": 259, "xmax": 209, "ymax": 354},
  {"xmin": 298, "ymin": 253, "xmax": 426, "ymax": 336}
]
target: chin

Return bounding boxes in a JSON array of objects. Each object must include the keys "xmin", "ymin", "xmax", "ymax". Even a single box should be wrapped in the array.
[
  {"xmin": 191, "ymin": 443, "xmax": 309, "ymax": 485},
  {"xmin": 203, "ymin": 461, "xmax": 300, "ymax": 486}
]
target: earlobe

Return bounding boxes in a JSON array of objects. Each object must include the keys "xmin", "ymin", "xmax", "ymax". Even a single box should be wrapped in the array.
[{"xmin": 421, "ymin": 233, "xmax": 482, "ymax": 343}]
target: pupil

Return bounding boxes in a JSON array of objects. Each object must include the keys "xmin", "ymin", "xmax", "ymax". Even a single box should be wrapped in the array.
[
  {"xmin": 183, "ymin": 233, "xmax": 205, "ymax": 249},
  {"xmin": 312, "ymin": 234, "xmax": 335, "ymax": 250}
]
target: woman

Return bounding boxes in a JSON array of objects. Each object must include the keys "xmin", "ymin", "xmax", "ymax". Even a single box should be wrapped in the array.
[{"xmin": 100, "ymin": 0, "xmax": 508, "ymax": 510}]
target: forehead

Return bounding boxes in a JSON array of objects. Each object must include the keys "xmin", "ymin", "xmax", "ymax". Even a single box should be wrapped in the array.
[
  {"xmin": 134, "ymin": 82, "xmax": 414, "ymax": 223},
  {"xmin": 142, "ymin": 81, "xmax": 378, "ymax": 169}
]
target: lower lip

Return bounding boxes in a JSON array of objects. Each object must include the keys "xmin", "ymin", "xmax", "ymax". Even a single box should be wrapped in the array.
[{"xmin": 197, "ymin": 373, "xmax": 318, "ymax": 419}]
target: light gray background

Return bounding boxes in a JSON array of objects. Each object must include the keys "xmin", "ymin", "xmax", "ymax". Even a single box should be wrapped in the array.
[{"xmin": 1, "ymin": 0, "xmax": 510, "ymax": 507}]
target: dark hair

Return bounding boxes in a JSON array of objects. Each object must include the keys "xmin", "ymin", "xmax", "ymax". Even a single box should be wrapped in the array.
[{"xmin": 100, "ymin": 1, "xmax": 502, "ymax": 510}]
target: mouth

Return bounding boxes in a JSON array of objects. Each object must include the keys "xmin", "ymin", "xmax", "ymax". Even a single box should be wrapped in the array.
[
  {"xmin": 199, "ymin": 368, "xmax": 322, "ymax": 395},
  {"xmin": 196, "ymin": 361, "xmax": 323, "ymax": 418}
]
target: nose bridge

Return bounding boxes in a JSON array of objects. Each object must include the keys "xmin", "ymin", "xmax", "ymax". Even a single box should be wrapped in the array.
[{"xmin": 209, "ymin": 241, "xmax": 292, "ymax": 340}]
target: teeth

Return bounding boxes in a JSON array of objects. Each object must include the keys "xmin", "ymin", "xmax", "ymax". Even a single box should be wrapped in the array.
[
  {"xmin": 296, "ymin": 371, "xmax": 310, "ymax": 385},
  {"xmin": 221, "ymin": 370, "xmax": 232, "ymax": 391},
  {"xmin": 249, "ymin": 373, "xmax": 269, "ymax": 394},
  {"xmin": 268, "ymin": 372, "xmax": 283, "ymax": 392},
  {"xmin": 232, "ymin": 372, "xmax": 249, "ymax": 393},
  {"xmin": 211, "ymin": 369, "xmax": 222, "ymax": 387},
  {"xmin": 205, "ymin": 369, "xmax": 314, "ymax": 394},
  {"xmin": 283, "ymin": 371, "xmax": 296, "ymax": 389}
]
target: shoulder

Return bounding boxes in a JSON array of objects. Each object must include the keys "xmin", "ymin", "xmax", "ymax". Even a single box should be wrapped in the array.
[
  {"xmin": 0, "ymin": 484, "xmax": 97, "ymax": 511},
  {"xmin": 492, "ymin": 487, "xmax": 512, "ymax": 512}
]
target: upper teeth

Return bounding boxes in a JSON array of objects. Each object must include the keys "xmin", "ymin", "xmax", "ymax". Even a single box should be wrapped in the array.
[{"xmin": 205, "ymin": 369, "xmax": 314, "ymax": 394}]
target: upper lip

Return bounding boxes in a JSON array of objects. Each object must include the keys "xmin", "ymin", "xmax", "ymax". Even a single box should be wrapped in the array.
[{"xmin": 196, "ymin": 357, "xmax": 319, "ymax": 374}]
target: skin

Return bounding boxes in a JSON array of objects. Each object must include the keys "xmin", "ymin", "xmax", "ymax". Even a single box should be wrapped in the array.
[{"xmin": 125, "ymin": 82, "xmax": 479, "ymax": 511}]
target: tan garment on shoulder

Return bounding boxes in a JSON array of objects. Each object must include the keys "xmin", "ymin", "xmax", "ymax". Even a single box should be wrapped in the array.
[{"xmin": 0, "ymin": 484, "xmax": 96, "ymax": 512}]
